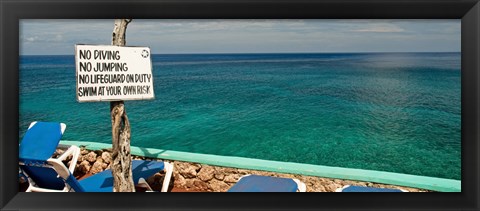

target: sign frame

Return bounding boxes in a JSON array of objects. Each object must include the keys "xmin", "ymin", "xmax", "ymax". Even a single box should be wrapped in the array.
[{"xmin": 75, "ymin": 44, "xmax": 155, "ymax": 102}]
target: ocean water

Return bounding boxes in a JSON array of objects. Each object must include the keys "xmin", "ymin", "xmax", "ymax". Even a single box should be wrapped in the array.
[{"xmin": 19, "ymin": 53, "xmax": 461, "ymax": 180}]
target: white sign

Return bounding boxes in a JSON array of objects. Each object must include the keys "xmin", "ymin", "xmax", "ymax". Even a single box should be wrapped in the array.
[{"xmin": 75, "ymin": 44, "xmax": 154, "ymax": 102}]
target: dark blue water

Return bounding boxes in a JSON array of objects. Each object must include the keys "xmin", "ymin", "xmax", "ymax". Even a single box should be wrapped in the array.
[{"xmin": 19, "ymin": 53, "xmax": 461, "ymax": 180}]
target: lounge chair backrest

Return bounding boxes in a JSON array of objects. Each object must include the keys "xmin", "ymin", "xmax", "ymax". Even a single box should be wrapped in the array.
[
  {"xmin": 227, "ymin": 175, "xmax": 304, "ymax": 192},
  {"xmin": 19, "ymin": 121, "xmax": 65, "ymax": 164},
  {"xmin": 336, "ymin": 185, "xmax": 407, "ymax": 192}
]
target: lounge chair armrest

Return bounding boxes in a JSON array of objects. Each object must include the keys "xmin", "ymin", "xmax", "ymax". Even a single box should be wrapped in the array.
[
  {"xmin": 161, "ymin": 162, "xmax": 174, "ymax": 192},
  {"xmin": 293, "ymin": 179, "xmax": 307, "ymax": 192},
  {"xmin": 27, "ymin": 185, "xmax": 70, "ymax": 192},
  {"xmin": 56, "ymin": 145, "xmax": 80, "ymax": 174},
  {"xmin": 137, "ymin": 178, "xmax": 154, "ymax": 192}
]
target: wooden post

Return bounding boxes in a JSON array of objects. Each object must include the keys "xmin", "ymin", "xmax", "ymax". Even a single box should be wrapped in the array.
[{"xmin": 110, "ymin": 19, "xmax": 134, "ymax": 192}]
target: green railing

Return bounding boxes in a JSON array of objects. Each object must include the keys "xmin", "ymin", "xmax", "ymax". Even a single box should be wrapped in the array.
[{"xmin": 60, "ymin": 140, "xmax": 461, "ymax": 192}]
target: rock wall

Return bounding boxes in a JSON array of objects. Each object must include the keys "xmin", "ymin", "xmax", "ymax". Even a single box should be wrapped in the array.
[
  {"xmin": 54, "ymin": 146, "xmax": 429, "ymax": 192},
  {"xmin": 171, "ymin": 161, "xmax": 429, "ymax": 192}
]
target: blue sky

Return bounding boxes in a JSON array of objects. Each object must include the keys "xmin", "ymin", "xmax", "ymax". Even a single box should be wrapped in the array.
[{"xmin": 20, "ymin": 19, "xmax": 460, "ymax": 55}]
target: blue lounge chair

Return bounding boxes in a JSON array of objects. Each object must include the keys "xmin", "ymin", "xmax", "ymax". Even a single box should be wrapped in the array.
[
  {"xmin": 19, "ymin": 121, "xmax": 174, "ymax": 192},
  {"xmin": 227, "ymin": 175, "xmax": 306, "ymax": 192},
  {"xmin": 336, "ymin": 185, "xmax": 407, "ymax": 192},
  {"xmin": 37, "ymin": 158, "xmax": 173, "ymax": 192},
  {"xmin": 19, "ymin": 121, "xmax": 81, "ymax": 191}
]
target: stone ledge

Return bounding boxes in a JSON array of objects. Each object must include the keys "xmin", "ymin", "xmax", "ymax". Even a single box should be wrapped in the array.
[{"xmin": 55, "ymin": 147, "xmax": 430, "ymax": 192}]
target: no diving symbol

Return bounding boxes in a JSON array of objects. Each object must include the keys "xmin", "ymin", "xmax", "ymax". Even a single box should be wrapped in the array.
[{"xmin": 141, "ymin": 50, "xmax": 149, "ymax": 58}]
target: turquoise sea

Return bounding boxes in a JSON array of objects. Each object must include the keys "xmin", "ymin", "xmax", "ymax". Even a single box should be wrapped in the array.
[{"xmin": 19, "ymin": 52, "xmax": 461, "ymax": 180}]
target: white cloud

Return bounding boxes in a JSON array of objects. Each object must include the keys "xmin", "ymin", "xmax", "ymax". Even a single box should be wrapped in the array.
[
  {"xmin": 351, "ymin": 23, "xmax": 405, "ymax": 33},
  {"xmin": 24, "ymin": 36, "xmax": 39, "ymax": 42},
  {"xmin": 54, "ymin": 34, "xmax": 63, "ymax": 41}
]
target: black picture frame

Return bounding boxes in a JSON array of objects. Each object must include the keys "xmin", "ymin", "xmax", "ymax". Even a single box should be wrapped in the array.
[{"xmin": 1, "ymin": 0, "xmax": 479, "ymax": 210}]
